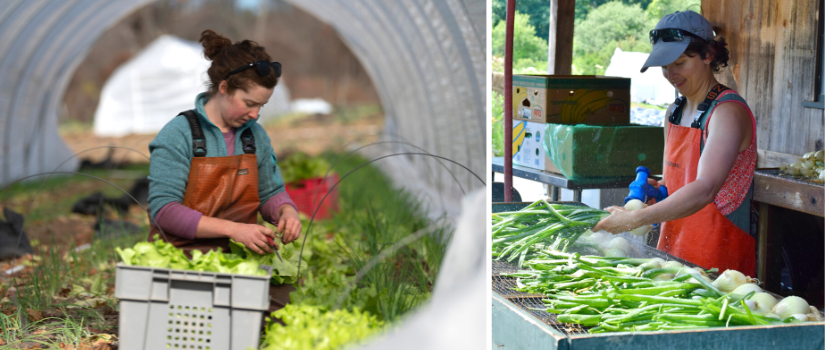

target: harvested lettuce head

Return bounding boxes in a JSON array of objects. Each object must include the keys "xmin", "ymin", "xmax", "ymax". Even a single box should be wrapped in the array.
[{"xmin": 116, "ymin": 235, "xmax": 266, "ymax": 276}]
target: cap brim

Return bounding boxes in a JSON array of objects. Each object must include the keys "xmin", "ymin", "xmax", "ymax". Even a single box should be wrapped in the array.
[{"xmin": 640, "ymin": 40, "xmax": 690, "ymax": 72}]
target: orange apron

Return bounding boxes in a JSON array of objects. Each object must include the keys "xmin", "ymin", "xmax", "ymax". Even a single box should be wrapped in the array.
[
  {"xmin": 149, "ymin": 153, "xmax": 260, "ymax": 254},
  {"xmin": 658, "ymin": 118, "xmax": 756, "ymax": 276}
]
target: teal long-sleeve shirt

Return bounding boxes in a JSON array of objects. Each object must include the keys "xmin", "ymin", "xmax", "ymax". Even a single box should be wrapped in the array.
[{"xmin": 147, "ymin": 92, "xmax": 289, "ymax": 222}]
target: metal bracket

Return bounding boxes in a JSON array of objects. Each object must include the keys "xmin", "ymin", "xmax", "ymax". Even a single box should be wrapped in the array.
[{"xmin": 801, "ymin": 94, "xmax": 824, "ymax": 109}]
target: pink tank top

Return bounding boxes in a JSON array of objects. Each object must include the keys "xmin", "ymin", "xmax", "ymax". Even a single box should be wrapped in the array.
[{"xmin": 702, "ymin": 90, "xmax": 757, "ymax": 215}]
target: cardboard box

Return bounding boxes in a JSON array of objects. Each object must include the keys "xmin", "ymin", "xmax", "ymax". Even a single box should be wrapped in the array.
[
  {"xmin": 513, "ymin": 75, "xmax": 630, "ymax": 124},
  {"xmin": 511, "ymin": 120, "xmax": 560, "ymax": 173}
]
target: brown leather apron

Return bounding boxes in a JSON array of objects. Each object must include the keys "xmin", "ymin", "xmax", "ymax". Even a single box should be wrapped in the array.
[{"xmin": 148, "ymin": 111, "xmax": 295, "ymax": 324}]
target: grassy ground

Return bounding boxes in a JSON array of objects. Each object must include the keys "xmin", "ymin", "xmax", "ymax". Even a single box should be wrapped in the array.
[{"xmin": 0, "ymin": 150, "xmax": 449, "ymax": 349}]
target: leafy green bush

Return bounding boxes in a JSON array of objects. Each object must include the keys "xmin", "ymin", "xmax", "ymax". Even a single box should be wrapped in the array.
[{"xmin": 261, "ymin": 304, "xmax": 385, "ymax": 350}]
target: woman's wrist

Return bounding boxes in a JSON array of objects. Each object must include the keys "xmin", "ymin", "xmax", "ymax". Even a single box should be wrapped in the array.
[
  {"xmin": 629, "ymin": 208, "xmax": 650, "ymax": 228},
  {"xmin": 195, "ymin": 215, "xmax": 240, "ymax": 240},
  {"xmin": 278, "ymin": 204, "xmax": 298, "ymax": 218}
]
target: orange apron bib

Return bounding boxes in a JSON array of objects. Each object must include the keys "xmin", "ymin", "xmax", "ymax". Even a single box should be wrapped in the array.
[
  {"xmin": 149, "ymin": 153, "xmax": 260, "ymax": 254},
  {"xmin": 658, "ymin": 122, "xmax": 755, "ymax": 276}
]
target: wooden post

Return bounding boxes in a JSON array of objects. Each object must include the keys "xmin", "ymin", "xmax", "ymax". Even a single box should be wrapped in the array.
[{"xmin": 547, "ymin": 0, "xmax": 575, "ymax": 75}]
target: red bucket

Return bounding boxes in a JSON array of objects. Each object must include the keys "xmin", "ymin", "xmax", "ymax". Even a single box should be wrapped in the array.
[{"xmin": 285, "ymin": 174, "xmax": 339, "ymax": 220}]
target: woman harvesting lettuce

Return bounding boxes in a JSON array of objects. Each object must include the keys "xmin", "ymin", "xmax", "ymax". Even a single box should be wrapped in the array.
[{"xmin": 145, "ymin": 29, "xmax": 301, "ymax": 311}]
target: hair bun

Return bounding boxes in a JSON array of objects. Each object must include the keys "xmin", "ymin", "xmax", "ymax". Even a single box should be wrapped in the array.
[{"xmin": 199, "ymin": 30, "xmax": 232, "ymax": 61}]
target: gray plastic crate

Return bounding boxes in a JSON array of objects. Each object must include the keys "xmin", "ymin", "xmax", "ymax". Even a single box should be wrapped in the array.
[{"xmin": 114, "ymin": 262, "xmax": 272, "ymax": 350}]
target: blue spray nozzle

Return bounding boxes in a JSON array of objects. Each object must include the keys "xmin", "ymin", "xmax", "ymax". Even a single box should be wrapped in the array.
[{"xmin": 625, "ymin": 166, "xmax": 668, "ymax": 204}]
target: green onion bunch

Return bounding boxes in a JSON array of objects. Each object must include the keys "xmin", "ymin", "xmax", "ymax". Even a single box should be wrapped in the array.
[
  {"xmin": 492, "ymin": 200, "xmax": 609, "ymax": 267},
  {"xmin": 504, "ymin": 250, "xmax": 813, "ymax": 333}
]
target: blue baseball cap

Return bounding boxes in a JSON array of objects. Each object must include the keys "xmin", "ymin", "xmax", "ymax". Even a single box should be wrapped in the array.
[{"xmin": 641, "ymin": 10, "xmax": 714, "ymax": 73}]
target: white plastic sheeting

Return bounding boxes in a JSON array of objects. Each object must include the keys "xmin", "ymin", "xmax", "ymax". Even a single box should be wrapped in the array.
[
  {"xmin": 0, "ymin": 0, "xmax": 156, "ymax": 185},
  {"xmin": 354, "ymin": 189, "xmax": 486, "ymax": 350},
  {"xmin": 0, "ymin": 1, "xmax": 486, "ymax": 218},
  {"xmin": 93, "ymin": 35, "xmax": 291, "ymax": 137},
  {"xmin": 287, "ymin": 0, "xmax": 487, "ymax": 218},
  {"xmin": 605, "ymin": 48, "xmax": 676, "ymax": 106}
]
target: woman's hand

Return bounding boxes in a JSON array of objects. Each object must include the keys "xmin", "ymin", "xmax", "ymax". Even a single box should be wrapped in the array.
[
  {"xmin": 232, "ymin": 223, "xmax": 276, "ymax": 254},
  {"xmin": 646, "ymin": 178, "xmax": 665, "ymax": 205},
  {"xmin": 591, "ymin": 206, "xmax": 643, "ymax": 234},
  {"xmin": 277, "ymin": 205, "xmax": 302, "ymax": 244}
]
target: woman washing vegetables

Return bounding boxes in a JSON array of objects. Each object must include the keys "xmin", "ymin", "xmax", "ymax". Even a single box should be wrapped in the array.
[
  {"xmin": 592, "ymin": 11, "xmax": 757, "ymax": 277},
  {"xmin": 146, "ymin": 30, "xmax": 301, "ymax": 311}
]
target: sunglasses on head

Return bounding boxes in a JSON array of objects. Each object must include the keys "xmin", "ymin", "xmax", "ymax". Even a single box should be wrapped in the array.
[
  {"xmin": 649, "ymin": 28, "xmax": 705, "ymax": 45},
  {"xmin": 225, "ymin": 60, "xmax": 282, "ymax": 79}
]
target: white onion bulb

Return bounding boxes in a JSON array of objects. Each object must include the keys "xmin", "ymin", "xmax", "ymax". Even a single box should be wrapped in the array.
[
  {"xmin": 623, "ymin": 200, "xmax": 650, "ymax": 236},
  {"xmin": 749, "ymin": 293, "xmax": 778, "ymax": 314},
  {"xmin": 732, "ymin": 283, "xmax": 764, "ymax": 297},
  {"xmin": 639, "ymin": 259, "xmax": 661, "ymax": 270},
  {"xmin": 772, "ymin": 296, "xmax": 810, "ymax": 318},
  {"xmin": 604, "ymin": 247, "xmax": 626, "ymax": 257},
  {"xmin": 588, "ymin": 231, "xmax": 608, "ymax": 245},
  {"xmin": 662, "ymin": 261, "xmax": 683, "ymax": 270},
  {"xmin": 791, "ymin": 314, "xmax": 809, "ymax": 322},
  {"xmin": 712, "ymin": 269, "xmax": 750, "ymax": 292},
  {"xmin": 653, "ymin": 274, "xmax": 674, "ymax": 281},
  {"xmin": 624, "ymin": 199, "xmax": 646, "ymax": 211},
  {"xmin": 607, "ymin": 237, "xmax": 631, "ymax": 254}
]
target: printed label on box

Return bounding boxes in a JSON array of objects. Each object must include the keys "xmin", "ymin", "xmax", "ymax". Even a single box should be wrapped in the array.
[{"xmin": 512, "ymin": 121, "xmax": 545, "ymax": 170}]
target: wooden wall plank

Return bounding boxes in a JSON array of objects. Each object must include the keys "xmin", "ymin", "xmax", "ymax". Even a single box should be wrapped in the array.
[
  {"xmin": 702, "ymin": 0, "xmax": 822, "ymax": 159},
  {"xmin": 756, "ymin": 149, "xmax": 801, "ymax": 168}
]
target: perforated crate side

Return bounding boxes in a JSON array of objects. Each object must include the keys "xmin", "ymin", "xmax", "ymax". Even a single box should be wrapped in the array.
[{"xmin": 115, "ymin": 263, "xmax": 271, "ymax": 350}]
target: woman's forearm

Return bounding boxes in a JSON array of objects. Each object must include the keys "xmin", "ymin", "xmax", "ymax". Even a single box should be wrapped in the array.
[{"xmin": 195, "ymin": 215, "xmax": 238, "ymax": 239}]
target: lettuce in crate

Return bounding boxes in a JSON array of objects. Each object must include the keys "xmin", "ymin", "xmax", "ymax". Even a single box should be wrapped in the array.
[
  {"xmin": 115, "ymin": 235, "xmax": 267, "ymax": 276},
  {"xmin": 280, "ymin": 152, "xmax": 334, "ymax": 184}
]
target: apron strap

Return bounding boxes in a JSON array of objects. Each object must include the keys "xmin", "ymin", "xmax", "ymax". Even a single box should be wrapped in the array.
[
  {"xmin": 668, "ymin": 96, "xmax": 688, "ymax": 125},
  {"xmin": 180, "ymin": 110, "xmax": 207, "ymax": 157},
  {"xmin": 690, "ymin": 84, "xmax": 729, "ymax": 129},
  {"xmin": 667, "ymin": 84, "xmax": 730, "ymax": 153},
  {"xmin": 240, "ymin": 128, "xmax": 256, "ymax": 154}
]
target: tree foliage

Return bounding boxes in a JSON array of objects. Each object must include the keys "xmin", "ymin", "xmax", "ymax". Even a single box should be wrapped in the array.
[
  {"xmin": 572, "ymin": 1, "xmax": 654, "ymax": 75},
  {"xmin": 645, "ymin": 0, "xmax": 702, "ymax": 21},
  {"xmin": 490, "ymin": 0, "xmax": 701, "ymax": 75},
  {"xmin": 575, "ymin": 0, "xmax": 655, "ymax": 22},
  {"xmin": 492, "ymin": 11, "xmax": 548, "ymax": 71},
  {"xmin": 492, "ymin": 0, "xmax": 551, "ymax": 42}
]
